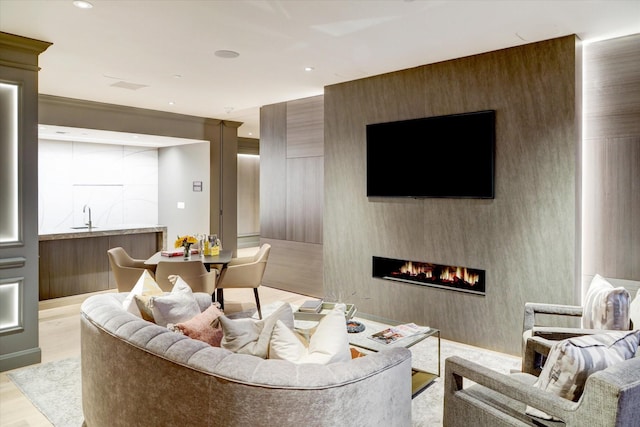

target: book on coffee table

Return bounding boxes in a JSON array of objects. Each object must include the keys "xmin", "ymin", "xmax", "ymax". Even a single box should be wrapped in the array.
[
  {"xmin": 299, "ymin": 299, "xmax": 323, "ymax": 313},
  {"xmin": 368, "ymin": 323, "xmax": 430, "ymax": 345}
]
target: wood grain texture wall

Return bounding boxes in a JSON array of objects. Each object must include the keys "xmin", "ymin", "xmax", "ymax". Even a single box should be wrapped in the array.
[
  {"xmin": 324, "ymin": 36, "xmax": 581, "ymax": 356},
  {"xmin": 582, "ymin": 33, "xmax": 640, "ymax": 287},
  {"xmin": 260, "ymin": 96, "xmax": 324, "ymax": 296}
]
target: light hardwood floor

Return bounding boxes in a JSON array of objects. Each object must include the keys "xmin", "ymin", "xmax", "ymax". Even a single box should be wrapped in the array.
[{"xmin": 0, "ymin": 248, "xmax": 312, "ymax": 427}]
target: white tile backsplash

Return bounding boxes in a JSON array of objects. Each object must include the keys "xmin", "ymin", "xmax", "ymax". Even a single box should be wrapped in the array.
[{"xmin": 39, "ymin": 140, "xmax": 158, "ymax": 233}]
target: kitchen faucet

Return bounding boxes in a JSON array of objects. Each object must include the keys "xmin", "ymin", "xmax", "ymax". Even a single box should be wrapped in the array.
[{"xmin": 83, "ymin": 204, "xmax": 92, "ymax": 229}]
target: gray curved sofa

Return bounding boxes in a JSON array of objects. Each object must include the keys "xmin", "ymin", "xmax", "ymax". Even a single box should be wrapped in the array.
[{"xmin": 80, "ymin": 293, "xmax": 412, "ymax": 427}]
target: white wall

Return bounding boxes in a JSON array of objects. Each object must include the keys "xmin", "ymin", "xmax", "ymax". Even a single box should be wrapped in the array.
[
  {"xmin": 38, "ymin": 139, "xmax": 158, "ymax": 233},
  {"xmin": 158, "ymin": 143, "xmax": 210, "ymax": 248}
]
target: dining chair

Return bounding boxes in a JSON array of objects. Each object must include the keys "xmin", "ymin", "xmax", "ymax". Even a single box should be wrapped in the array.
[
  {"xmin": 107, "ymin": 247, "xmax": 156, "ymax": 292},
  {"xmin": 215, "ymin": 243, "xmax": 271, "ymax": 319},
  {"xmin": 155, "ymin": 260, "xmax": 218, "ymax": 294}
]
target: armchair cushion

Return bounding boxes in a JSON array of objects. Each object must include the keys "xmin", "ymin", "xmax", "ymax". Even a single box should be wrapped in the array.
[
  {"xmin": 526, "ymin": 330, "xmax": 640, "ymax": 420},
  {"xmin": 582, "ymin": 274, "xmax": 630, "ymax": 329}
]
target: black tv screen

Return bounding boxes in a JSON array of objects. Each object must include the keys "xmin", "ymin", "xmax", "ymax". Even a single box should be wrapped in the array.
[{"xmin": 366, "ymin": 110, "xmax": 495, "ymax": 199}]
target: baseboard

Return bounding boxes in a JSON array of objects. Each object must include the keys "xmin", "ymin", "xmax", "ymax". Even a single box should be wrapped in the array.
[{"xmin": 0, "ymin": 347, "xmax": 42, "ymax": 372}]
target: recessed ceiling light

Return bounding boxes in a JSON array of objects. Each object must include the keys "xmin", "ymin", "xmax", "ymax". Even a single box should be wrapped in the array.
[
  {"xmin": 214, "ymin": 50, "xmax": 240, "ymax": 59},
  {"xmin": 168, "ymin": 101, "xmax": 175, "ymax": 106},
  {"xmin": 304, "ymin": 67, "xmax": 315, "ymax": 72},
  {"xmin": 73, "ymin": 1, "xmax": 93, "ymax": 9}
]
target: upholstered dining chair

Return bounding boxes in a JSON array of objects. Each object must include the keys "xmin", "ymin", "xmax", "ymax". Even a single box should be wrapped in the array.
[
  {"xmin": 215, "ymin": 243, "xmax": 271, "ymax": 319},
  {"xmin": 155, "ymin": 260, "xmax": 218, "ymax": 294},
  {"xmin": 107, "ymin": 247, "xmax": 156, "ymax": 292}
]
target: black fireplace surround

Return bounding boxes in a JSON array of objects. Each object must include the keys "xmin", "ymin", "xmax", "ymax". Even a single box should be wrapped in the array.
[{"xmin": 372, "ymin": 256, "xmax": 485, "ymax": 295}]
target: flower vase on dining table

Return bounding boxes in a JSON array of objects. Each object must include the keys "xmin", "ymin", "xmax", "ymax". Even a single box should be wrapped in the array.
[{"xmin": 176, "ymin": 235, "xmax": 198, "ymax": 261}]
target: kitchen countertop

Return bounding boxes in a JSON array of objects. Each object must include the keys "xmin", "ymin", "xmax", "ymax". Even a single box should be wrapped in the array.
[{"xmin": 39, "ymin": 225, "xmax": 167, "ymax": 241}]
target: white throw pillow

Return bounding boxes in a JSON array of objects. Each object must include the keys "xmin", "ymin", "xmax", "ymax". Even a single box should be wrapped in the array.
[
  {"xmin": 581, "ymin": 274, "xmax": 630, "ymax": 329},
  {"xmin": 526, "ymin": 330, "xmax": 640, "ymax": 420},
  {"xmin": 122, "ymin": 270, "xmax": 163, "ymax": 317},
  {"xmin": 219, "ymin": 302, "xmax": 294, "ymax": 358},
  {"xmin": 142, "ymin": 277, "xmax": 201, "ymax": 327},
  {"xmin": 269, "ymin": 320, "xmax": 308, "ymax": 361},
  {"xmin": 269, "ymin": 307, "xmax": 352, "ymax": 365}
]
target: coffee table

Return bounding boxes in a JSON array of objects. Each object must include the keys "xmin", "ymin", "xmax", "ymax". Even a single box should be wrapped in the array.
[{"xmin": 347, "ymin": 316, "xmax": 440, "ymax": 398}]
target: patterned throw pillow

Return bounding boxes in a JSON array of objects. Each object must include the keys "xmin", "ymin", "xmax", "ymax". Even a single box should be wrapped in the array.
[
  {"xmin": 581, "ymin": 274, "xmax": 630, "ymax": 329},
  {"xmin": 629, "ymin": 289, "xmax": 640, "ymax": 330},
  {"xmin": 526, "ymin": 330, "xmax": 640, "ymax": 420}
]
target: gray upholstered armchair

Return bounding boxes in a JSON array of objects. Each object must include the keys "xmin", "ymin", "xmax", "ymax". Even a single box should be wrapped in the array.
[
  {"xmin": 522, "ymin": 276, "xmax": 638, "ymax": 374},
  {"xmin": 443, "ymin": 342, "xmax": 640, "ymax": 427}
]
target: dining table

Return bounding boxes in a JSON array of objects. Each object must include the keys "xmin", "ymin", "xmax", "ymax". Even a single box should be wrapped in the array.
[
  {"xmin": 144, "ymin": 249, "xmax": 233, "ymax": 272},
  {"xmin": 145, "ymin": 249, "xmax": 234, "ymax": 302}
]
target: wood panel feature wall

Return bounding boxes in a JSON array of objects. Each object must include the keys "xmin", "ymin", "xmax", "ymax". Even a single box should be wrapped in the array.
[
  {"xmin": 286, "ymin": 97, "xmax": 324, "ymax": 158},
  {"xmin": 286, "ymin": 157, "xmax": 323, "ymax": 243},
  {"xmin": 583, "ymin": 33, "xmax": 640, "ymax": 285},
  {"xmin": 260, "ymin": 95, "xmax": 324, "ymax": 296},
  {"xmin": 260, "ymin": 238, "xmax": 323, "ymax": 298},
  {"xmin": 323, "ymin": 36, "xmax": 581, "ymax": 356},
  {"xmin": 260, "ymin": 102, "xmax": 287, "ymax": 240}
]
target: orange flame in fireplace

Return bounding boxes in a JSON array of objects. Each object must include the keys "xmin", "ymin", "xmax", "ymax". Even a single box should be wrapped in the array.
[
  {"xmin": 399, "ymin": 262, "xmax": 433, "ymax": 278},
  {"xmin": 440, "ymin": 266, "xmax": 480, "ymax": 285},
  {"xmin": 398, "ymin": 262, "xmax": 479, "ymax": 286}
]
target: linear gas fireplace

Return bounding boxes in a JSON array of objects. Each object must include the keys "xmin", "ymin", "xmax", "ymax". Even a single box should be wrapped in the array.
[{"xmin": 372, "ymin": 256, "xmax": 485, "ymax": 295}]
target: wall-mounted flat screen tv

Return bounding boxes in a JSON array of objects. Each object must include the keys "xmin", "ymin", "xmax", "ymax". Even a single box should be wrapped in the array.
[{"xmin": 366, "ymin": 110, "xmax": 496, "ymax": 199}]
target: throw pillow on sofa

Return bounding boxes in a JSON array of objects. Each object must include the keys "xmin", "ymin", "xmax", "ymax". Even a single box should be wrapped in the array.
[
  {"xmin": 134, "ymin": 276, "xmax": 201, "ymax": 327},
  {"xmin": 526, "ymin": 330, "xmax": 640, "ymax": 420},
  {"xmin": 219, "ymin": 302, "xmax": 295, "ymax": 358},
  {"xmin": 173, "ymin": 304, "xmax": 225, "ymax": 347},
  {"xmin": 123, "ymin": 270, "xmax": 163, "ymax": 318},
  {"xmin": 629, "ymin": 288, "xmax": 640, "ymax": 330},
  {"xmin": 269, "ymin": 307, "xmax": 352, "ymax": 364},
  {"xmin": 582, "ymin": 274, "xmax": 630, "ymax": 329}
]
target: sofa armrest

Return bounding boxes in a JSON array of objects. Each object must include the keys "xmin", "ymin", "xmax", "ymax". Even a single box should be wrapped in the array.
[{"xmin": 444, "ymin": 355, "xmax": 578, "ymax": 424}]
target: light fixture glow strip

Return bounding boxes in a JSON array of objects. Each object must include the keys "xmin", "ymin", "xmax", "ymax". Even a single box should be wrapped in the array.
[
  {"xmin": 0, "ymin": 82, "xmax": 19, "ymax": 243},
  {"xmin": 0, "ymin": 280, "xmax": 22, "ymax": 332}
]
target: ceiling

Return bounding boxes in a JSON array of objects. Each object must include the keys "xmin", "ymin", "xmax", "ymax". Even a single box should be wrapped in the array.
[{"xmin": 2, "ymin": 0, "xmax": 640, "ymax": 144}]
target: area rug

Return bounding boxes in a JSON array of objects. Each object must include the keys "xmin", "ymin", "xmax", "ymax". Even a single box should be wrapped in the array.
[{"xmin": 7, "ymin": 356, "xmax": 83, "ymax": 427}]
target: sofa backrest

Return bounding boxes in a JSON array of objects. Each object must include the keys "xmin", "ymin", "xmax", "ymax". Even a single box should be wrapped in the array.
[{"xmin": 80, "ymin": 293, "xmax": 413, "ymax": 427}]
